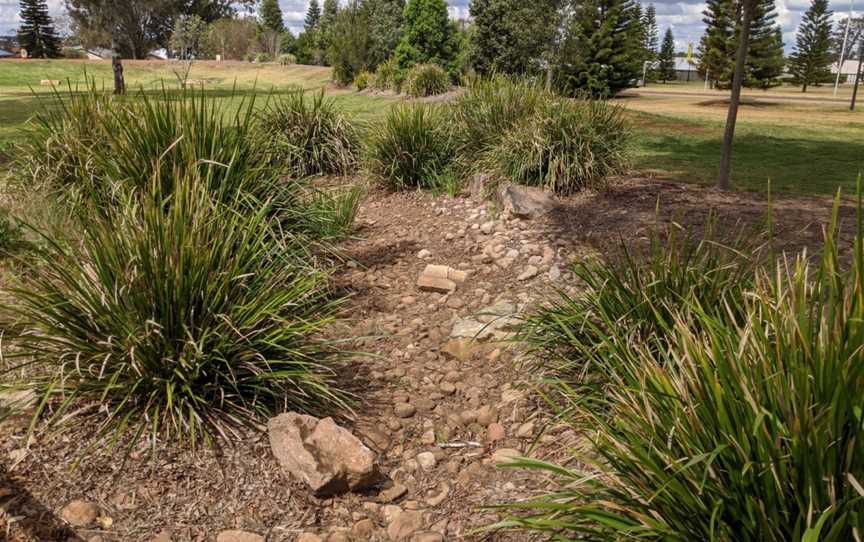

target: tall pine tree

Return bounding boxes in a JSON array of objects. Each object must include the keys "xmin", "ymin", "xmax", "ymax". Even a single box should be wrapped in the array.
[
  {"xmin": 698, "ymin": 0, "xmax": 736, "ymax": 87},
  {"xmin": 305, "ymin": 0, "xmax": 322, "ymax": 31},
  {"xmin": 789, "ymin": 0, "xmax": 833, "ymax": 91},
  {"xmin": 746, "ymin": 0, "xmax": 784, "ymax": 89},
  {"xmin": 643, "ymin": 4, "xmax": 659, "ymax": 58},
  {"xmin": 556, "ymin": 0, "xmax": 643, "ymax": 96},
  {"xmin": 260, "ymin": 0, "xmax": 285, "ymax": 33},
  {"xmin": 394, "ymin": 0, "xmax": 456, "ymax": 72},
  {"xmin": 364, "ymin": 0, "xmax": 406, "ymax": 67},
  {"xmin": 658, "ymin": 27, "xmax": 676, "ymax": 82},
  {"xmin": 17, "ymin": 0, "xmax": 61, "ymax": 58}
]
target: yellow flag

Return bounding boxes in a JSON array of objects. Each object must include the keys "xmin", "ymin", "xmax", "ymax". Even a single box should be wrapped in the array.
[{"xmin": 686, "ymin": 43, "xmax": 693, "ymax": 63}]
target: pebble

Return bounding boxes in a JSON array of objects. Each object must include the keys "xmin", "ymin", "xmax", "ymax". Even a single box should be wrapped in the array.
[
  {"xmin": 516, "ymin": 422, "xmax": 535, "ymax": 438},
  {"xmin": 387, "ymin": 509, "xmax": 426, "ymax": 541},
  {"xmin": 416, "ymin": 452, "xmax": 437, "ymax": 470},
  {"xmin": 417, "ymin": 249, "xmax": 432, "ymax": 259},
  {"xmin": 60, "ymin": 500, "xmax": 100, "ymax": 528},
  {"xmin": 412, "ymin": 533, "xmax": 445, "ymax": 542},
  {"xmin": 476, "ymin": 405, "xmax": 497, "ymax": 426},
  {"xmin": 216, "ymin": 531, "xmax": 265, "ymax": 542},
  {"xmin": 395, "ymin": 403, "xmax": 417, "ymax": 418},
  {"xmin": 378, "ymin": 482, "xmax": 408, "ymax": 503},
  {"xmin": 549, "ymin": 265, "xmax": 562, "ymax": 281},
  {"xmin": 518, "ymin": 266, "xmax": 539, "ymax": 281},
  {"xmin": 486, "ymin": 422, "xmax": 506, "ymax": 442},
  {"xmin": 351, "ymin": 519, "xmax": 376, "ymax": 538}
]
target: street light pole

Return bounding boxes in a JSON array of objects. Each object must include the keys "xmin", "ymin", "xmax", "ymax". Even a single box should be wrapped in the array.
[{"xmin": 834, "ymin": 0, "xmax": 856, "ymax": 96}]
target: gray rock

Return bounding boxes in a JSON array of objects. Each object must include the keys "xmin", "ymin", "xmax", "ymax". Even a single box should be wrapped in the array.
[
  {"xmin": 268, "ymin": 413, "xmax": 381, "ymax": 497},
  {"xmin": 497, "ymin": 183, "xmax": 556, "ymax": 219}
]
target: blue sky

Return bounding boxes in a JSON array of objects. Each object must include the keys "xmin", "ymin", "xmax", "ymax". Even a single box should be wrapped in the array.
[{"xmin": 0, "ymin": 0, "xmax": 860, "ymax": 53}]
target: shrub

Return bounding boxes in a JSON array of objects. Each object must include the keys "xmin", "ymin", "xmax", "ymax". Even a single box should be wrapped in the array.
[
  {"xmin": 504, "ymin": 196, "xmax": 864, "ymax": 541},
  {"xmin": 256, "ymin": 89, "xmax": 359, "ymax": 178},
  {"xmin": 449, "ymin": 76, "xmax": 548, "ymax": 160},
  {"xmin": 353, "ymin": 71, "xmax": 374, "ymax": 91},
  {"xmin": 373, "ymin": 57, "xmax": 400, "ymax": 91},
  {"xmin": 279, "ymin": 53, "xmax": 297, "ymax": 65},
  {"xmin": 0, "ymin": 207, "xmax": 25, "ymax": 257},
  {"xmin": 254, "ymin": 52, "xmax": 272, "ymax": 63},
  {"xmin": 365, "ymin": 103, "xmax": 456, "ymax": 190},
  {"xmin": 2, "ymin": 174, "xmax": 348, "ymax": 450},
  {"xmin": 403, "ymin": 63, "xmax": 450, "ymax": 97},
  {"xmin": 482, "ymin": 98, "xmax": 631, "ymax": 194}
]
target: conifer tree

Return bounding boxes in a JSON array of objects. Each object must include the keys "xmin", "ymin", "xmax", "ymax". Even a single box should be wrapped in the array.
[
  {"xmin": 394, "ymin": 0, "xmax": 456, "ymax": 72},
  {"xmin": 17, "ymin": 0, "xmax": 62, "ymax": 58},
  {"xmin": 745, "ymin": 0, "xmax": 784, "ymax": 88},
  {"xmin": 364, "ymin": 0, "xmax": 406, "ymax": 67},
  {"xmin": 789, "ymin": 0, "xmax": 833, "ymax": 92},
  {"xmin": 698, "ymin": 0, "xmax": 736, "ymax": 87},
  {"xmin": 321, "ymin": 0, "xmax": 339, "ymax": 32},
  {"xmin": 305, "ymin": 0, "xmax": 322, "ymax": 31},
  {"xmin": 643, "ymin": 4, "xmax": 659, "ymax": 56},
  {"xmin": 658, "ymin": 27, "xmax": 676, "ymax": 82},
  {"xmin": 260, "ymin": 0, "xmax": 285, "ymax": 33}
]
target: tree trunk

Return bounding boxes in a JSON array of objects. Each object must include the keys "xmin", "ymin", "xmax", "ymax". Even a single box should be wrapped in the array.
[
  {"xmin": 111, "ymin": 40, "xmax": 126, "ymax": 96},
  {"xmin": 717, "ymin": 0, "xmax": 756, "ymax": 190},
  {"xmin": 852, "ymin": 47, "xmax": 864, "ymax": 111}
]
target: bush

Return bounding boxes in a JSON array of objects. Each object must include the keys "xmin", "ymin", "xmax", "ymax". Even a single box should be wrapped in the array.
[
  {"xmin": 365, "ymin": 103, "xmax": 456, "ymax": 190},
  {"xmin": 254, "ymin": 52, "xmax": 271, "ymax": 63},
  {"xmin": 2, "ymin": 173, "xmax": 348, "ymax": 450},
  {"xmin": 505, "ymin": 196, "xmax": 864, "ymax": 541},
  {"xmin": 482, "ymin": 98, "xmax": 631, "ymax": 194},
  {"xmin": 403, "ymin": 63, "xmax": 450, "ymax": 97},
  {"xmin": 373, "ymin": 57, "xmax": 400, "ymax": 91},
  {"xmin": 279, "ymin": 53, "xmax": 297, "ymax": 65},
  {"xmin": 353, "ymin": 71, "xmax": 374, "ymax": 91},
  {"xmin": 256, "ymin": 89, "xmax": 359, "ymax": 178},
  {"xmin": 449, "ymin": 76, "xmax": 548, "ymax": 160},
  {"xmin": 0, "ymin": 207, "xmax": 25, "ymax": 257}
]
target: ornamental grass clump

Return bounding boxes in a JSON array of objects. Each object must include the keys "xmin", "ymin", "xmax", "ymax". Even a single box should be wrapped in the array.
[
  {"xmin": 484, "ymin": 98, "xmax": 631, "ymax": 194},
  {"xmin": 256, "ymin": 88, "xmax": 359, "ymax": 178},
  {"xmin": 502, "ymin": 191, "xmax": 864, "ymax": 541},
  {"xmin": 403, "ymin": 63, "xmax": 450, "ymax": 97},
  {"xmin": 364, "ymin": 103, "xmax": 456, "ymax": 191},
  {"xmin": 2, "ymin": 173, "xmax": 348, "ymax": 451}
]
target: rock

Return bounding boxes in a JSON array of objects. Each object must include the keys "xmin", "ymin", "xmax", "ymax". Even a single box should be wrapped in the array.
[
  {"xmin": 518, "ymin": 266, "xmax": 539, "ymax": 281},
  {"xmin": 352, "ymin": 519, "xmax": 376, "ymax": 538},
  {"xmin": 378, "ymin": 482, "xmax": 408, "ymax": 503},
  {"xmin": 440, "ymin": 338, "xmax": 478, "ymax": 361},
  {"xmin": 497, "ymin": 183, "xmax": 557, "ymax": 220},
  {"xmin": 422, "ymin": 264, "xmax": 469, "ymax": 283},
  {"xmin": 60, "ymin": 500, "xmax": 100, "ymax": 527},
  {"xmin": 417, "ymin": 249, "xmax": 432, "ymax": 259},
  {"xmin": 416, "ymin": 452, "xmax": 437, "ymax": 471},
  {"xmin": 548, "ymin": 265, "xmax": 562, "ymax": 281},
  {"xmin": 416, "ymin": 275, "xmax": 456, "ymax": 293},
  {"xmin": 387, "ymin": 510, "xmax": 425, "ymax": 541},
  {"xmin": 476, "ymin": 406, "xmax": 497, "ymax": 426},
  {"xmin": 150, "ymin": 530, "xmax": 172, "ymax": 542},
  {"xmin": 425, "ymin": 482, "xmax": 450, "ymax": 507},
  {"xmin": 268, "ymin": 413, "xmax": 381, "ymax": 497},
  {"xmin": 394, "ymin": 403, "xmax": 417, "ymax": 418},
  {"xmin": 296, "ymin": 534, "xmax": 323, "ymax": 542},
  {"xmin": 412, "ymin": 533, "xmax": 444, "ymax": 542},
  {"xmin": 469, "ymin": 173, "xmax": 494, "ymax": 201},
  {"xmin": 326, "ymin": 531, "xmax": 351, "ymax": 542},
  {"xmin": 450, "ymin": 319, "xmax": 493, "ymax": 340},
  {"xmin": 486, "ymin": 423, "xmax": 506, "ymax": 442},
  {"xmin": 216, "ymin": 531, "xmax": 265, "ymax": 542},
  {"xmin": 491, "ymin": 448, "xmax": 522, "ymax": 465},
  {"xmin": 480, "ymin": 221, "xmax": 495, "ymax": 235},
  {"xmin": 516, "ymin": 422, "xmax": 535, "ymax": 438}
]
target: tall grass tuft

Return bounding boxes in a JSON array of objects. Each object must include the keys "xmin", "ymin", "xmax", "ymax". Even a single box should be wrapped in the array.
[
  {"xmin": 364, "ymin": 103, "xmax": 456, "ymax": 190},
  {"xmin": 483, "ymin": 98, "xmax": 631, "ymax": 194},
  {"xmin": 2, "ymin": 173, "xmax": 347, "ymax": 450},
  {"xmin": 503, "ymin": 192, "xmax": 864, "ymax": 541},
  {"xmin": 403, "ymin": 64, "xmax": 451, "ymax": 98},
  {"xmin": 256, "ymin": 89, "xmax": 359, "ymax": 178}
]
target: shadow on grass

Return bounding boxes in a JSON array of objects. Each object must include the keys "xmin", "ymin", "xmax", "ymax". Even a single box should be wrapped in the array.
[{"xmin": 635, "ymin": 131, "xmax": 864, "ymax": 195}]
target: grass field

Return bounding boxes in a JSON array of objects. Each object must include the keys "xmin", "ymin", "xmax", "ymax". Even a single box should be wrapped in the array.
[{"xmin": 0, "ymin": 59, "xmax": 862, "ymax": 195}]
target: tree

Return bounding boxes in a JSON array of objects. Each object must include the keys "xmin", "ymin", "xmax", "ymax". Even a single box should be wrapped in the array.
[
  {"xmin": 394, "ymin": 0, "xmax": 456, "ymax": 73},
  {"xmin": 328, "ymin": 0, "xmax": 373, "ymax": 84},
  {"xmin": 643, "ymin": 4, "xmax": 659, "ymax": 57},
  {"xmin": 468, "ymin": 0, "xmax": 563, "ymax": 76},
  {"xmin": 17, "ymin": 0, "xmax": 62, "ymax": 58},
  {"xmin": 259, "ymin": 0, "xmax": 284, "ymax": 33},
  {"xmin": 657, "ymin": 27, "xmax": 676, "ymax": 82},
  {"xmin": 319, "ymin": 0, "xmax": 339, "ymax": 54},
  {"xmin": 205, "ymin": 17, "xmax": 257, "ymax": 60},
  {"xmin": 831, "ymin": 17, "xmax": 864, "ymax": 62},
  {"xmin": 697, "ymin": 0, "xmax": 736, "ymax": 87},
  {"xmin": 170, "ymin": 14, "xmax": 207, "ymax": 59},
  {"xmin": 363, "ymin": 0, "xmax": 406, "ymax": 67},
  {"xmin": 745, "ymin": 0, "xmax": 784, "ymax": 89},
  {"xmin": 555, "ymin": 0, "xmax": 643, "ymax": 96},
  {"xmin": 305, "ymin": 0, "xmax": 322, "ymax": 31},
  {"xmin": 719, "ymin": 0, "xmax": 757, "ymax": 189},
  {"xmin": 789, "ymin": 0, "xmax": 833, "ymax": 91}
]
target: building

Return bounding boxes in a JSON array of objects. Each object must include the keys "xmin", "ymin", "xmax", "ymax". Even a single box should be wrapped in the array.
[
  {"xmin": 0, "ymin": 49, "xmax": 14, "ymax": 59},
  {"xmin": 674, "ymin": 58, "xmax": 699, "ymax": 82},
  {"xmin": 832, "ymin": 59, "xmax": 862, "ymax": 83}
]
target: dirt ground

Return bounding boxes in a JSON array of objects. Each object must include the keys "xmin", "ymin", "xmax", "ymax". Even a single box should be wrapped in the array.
[{"xmin": 0, "ymin": 176, "xmax": 857, "ymax": 542}]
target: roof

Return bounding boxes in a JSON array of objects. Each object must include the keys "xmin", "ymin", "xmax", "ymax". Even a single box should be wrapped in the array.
[
  {"xmin": 832, "ymin": 59, "xmax": 861, "ymax": 75},
  {"xmin": 0, "ymin": 49, "xmax": 13, "ymax": 57},
  {"xmin": 674, "ymin": 57, "xmax": 698, "ymax": 71}
]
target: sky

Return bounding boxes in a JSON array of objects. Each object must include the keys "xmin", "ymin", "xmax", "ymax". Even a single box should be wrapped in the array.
[{"xmin": 0, "ymin": 0, "xmax": 860, "ymax": 53}]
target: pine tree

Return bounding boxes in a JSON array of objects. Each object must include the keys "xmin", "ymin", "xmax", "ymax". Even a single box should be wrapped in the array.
[
  {"xmin": 260, "ymin": 0, "xmax": 285, "ymax": 33},
  {"xmin": 658, "ymin": 27, "xmax": 676, "ymax": 82},
  {"xmin": 394, "ymin": 0, "xmax": 456, "ymax": 73},
  {"xmin": 17, "ymin": 0, "xmax": 62, "ymax": 58},
  {"xmin": 363, "ymin": 0, "xmax": 406, "ymax": 67},
  {"xmin": 321, "ymin": 0, "xmax": 339, "ymax": 32},
  {"xmin": 698, "ymin": 0, "xmax": 736, "ymax": 87},
  {"xmin": 468, "ymin": 0, "xmax": 563, "ymax": 76},
  {"xmin": 789, "ymin": 0, "xmax": 833, "ymax": 92},
  {"xmin": 745, "ymin": 0, "xmax": 784, "ymax": 89},
  {"xmin": 556, "ymin": 0, "xmax": 643, "ymax": 96},
  {"xmin": 305, "ymin": 0, "xmax": 322, "ymax": 31}
]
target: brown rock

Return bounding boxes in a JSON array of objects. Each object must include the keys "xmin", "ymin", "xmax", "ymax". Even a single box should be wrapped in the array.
[
  {"xmin": 352, "ymin": 519, "xmax": 377, "ymax": 538},
  {"xmin": 296, "ymin": 534, "xmax": 323, "ymax": 542},
  {"xmin": 440, "ymin": 338, "xmax": 477, "ymax": 362},
  {"xmin": 60, "ymin": 500, "xmax": 100, "ymax": 527},
  {"xmin": 268, "ymin": 413, "xmax": 381, "ymax": 497},
  {"xmin": 215, "ymin": 530, "xmax": 265, "ymax": 542},
  {"xmin": 497, "ymin": 183, "xmax": 556, "ymax": 219},
  {"xmin": 486, "ymin": 423, "xmax": 506, "ymax": 442},
  {"xmin": 378, "ymin": 482, "xmax": 408, "ymax": 503},
  {"xmin": 416, "ymin": 275, "xmax": 456, "ymax": 293},
  {"xmin": 394, "ymin": 403, "xmax": 417, "ymax": 418},
  {"xmin": 387, "ymin": 510, "xmax": 425, "ymax": 541},
  {"xmin": 412, "ymin": 533, "xmax": 444, "ymax": 542},
  {"xmin": 150, "ymin": 530, "xmax": 172, "ymax": 542}
]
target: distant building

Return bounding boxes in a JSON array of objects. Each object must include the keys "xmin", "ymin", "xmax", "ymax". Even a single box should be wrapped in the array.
[
  {"xmin": 674, "ymin": 58, "xmax": 699, "ymax": 82},
  {"xmin": 832, "ymin": 59, "xmax": 862, "ymax": 83},
  {"xmin": 0, "ymin": 49, "xmax": 14, "ymax": 59}
]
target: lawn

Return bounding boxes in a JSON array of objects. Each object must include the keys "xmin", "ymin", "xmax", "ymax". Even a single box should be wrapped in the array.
[{"xmin": 1, "ymin": 60, "xmax": 862, "ymax": 195}]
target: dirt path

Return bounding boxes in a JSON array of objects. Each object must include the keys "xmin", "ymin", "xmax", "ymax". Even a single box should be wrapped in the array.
[{"xmin": 1, "ymin": 177, "xmax": 855, "ymax": 542}]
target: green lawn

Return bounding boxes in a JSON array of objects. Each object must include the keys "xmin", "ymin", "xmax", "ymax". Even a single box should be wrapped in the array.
[{"xmin": 1, "ymin": 60, "xmax": 862, "ymax": 196}]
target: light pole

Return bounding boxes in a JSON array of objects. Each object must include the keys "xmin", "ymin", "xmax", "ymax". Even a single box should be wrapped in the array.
[
  {"xmin": 834, "ymin": 0, "xmax": 856, "ymax": 96},
  {"xmin": 851, "ymin": 39, "xmax": 864, "ymax": 110}
]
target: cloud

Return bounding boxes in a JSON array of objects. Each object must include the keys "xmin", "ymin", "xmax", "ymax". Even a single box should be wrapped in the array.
[{"xmin": 1, "ymin": 0, "xmax": 856, "ymax": 54}]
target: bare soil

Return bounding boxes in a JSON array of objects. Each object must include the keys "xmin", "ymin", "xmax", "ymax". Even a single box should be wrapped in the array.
[{"xmin": 0, "ymin": 176, "xmax": 855, "ymax": 542}]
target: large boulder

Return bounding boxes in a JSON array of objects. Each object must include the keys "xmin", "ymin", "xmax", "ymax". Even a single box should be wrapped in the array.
[
  {"xmin": 268, "ymin": 413, "xmax": 382, "ymax": 497},
  {"xmin": 496, "ymin": 183, "xmax": 557, "ymax": 219}
]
